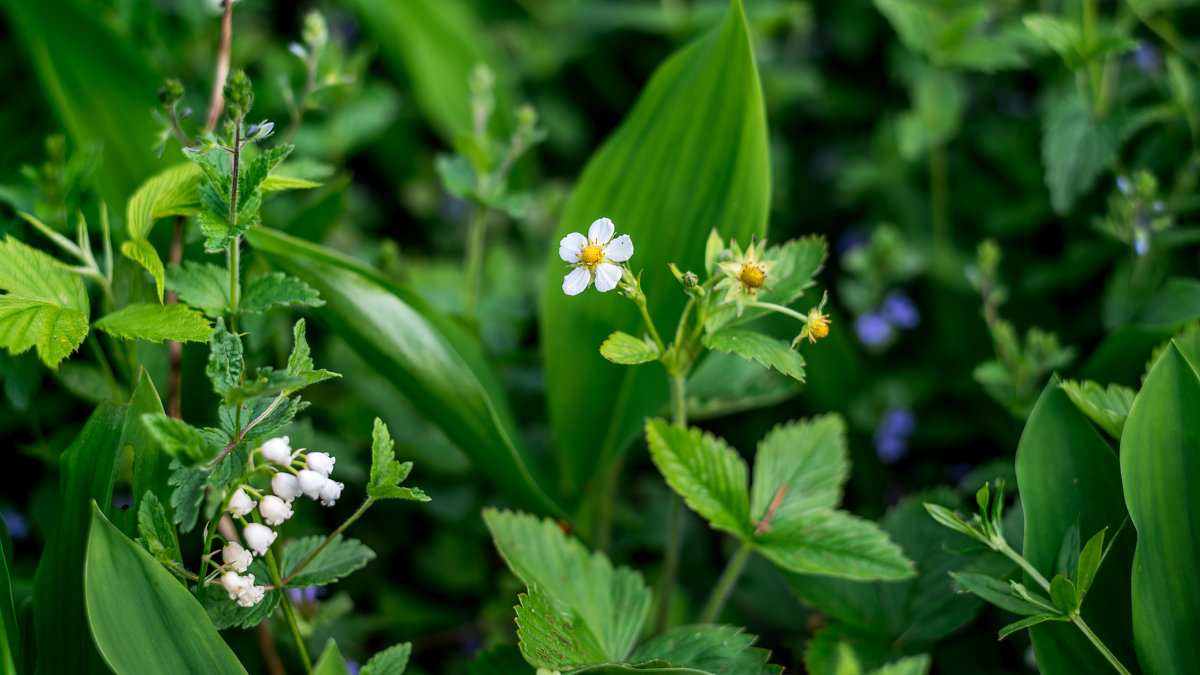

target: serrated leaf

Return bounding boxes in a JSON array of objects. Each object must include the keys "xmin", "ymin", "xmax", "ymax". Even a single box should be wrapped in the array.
[
  {"xmin": 645, "ymin": 420, "xmax": 751, "ymax": 538},
  {"xmin": 948, "ymin": 572, "xmax": 1049, "ymax": 616},
  {"xmin": 240, "ymin": 272, "xmax": 324, "ymax": 314},
  {"xmin": 684, "ymin": 348, "xmax": 800, "ymax": 420},
  {"xmin": 135, "ymin": 490, "xmax": 182, "ymax": 572},
  {"xmin": 0, "ymin": 236, "xmax": 90, "ymax": 368},
  {"xmin": 1040, "ymin": 87, "xmax": 1126, "ymax": 215},
  {"xmin": 998, "ymin": 614, "xmax": 1068, "ymax": 641},
  {"xmin": 751, "ymin": 415, "xmax": 847, "ymax": 526},
  {"xmin": 240, "ymin": 145, "xmax": 294, "ymax": 211},
  {"xmin": 517, "ymin": 585, "xmax": 608, "ymax": 668},
  {"xmin": 629, "ymin": 625, "xmax": 782, "ymax": 674},
  {"xmin": 126, "ymin": 163, "xmax": 201, "ymax": 240},
  {"xmin": 600, "ymin": 331, "xmax": 659, "ymax": 365},
  {"xmin": 1059, "ymin": 380, "xmax": 1134, "ymax": 439},
  {"xmin": 206, "ymin": 318, "xmax": 244, "ymax": 397},
  {"xmin": 122, "ymin": 238, "xmax": 167, "ymax": 302},
  {"xmin": 362, "ymin": 642, "xmax": 412, "ymax": 675},
  {"xmin": 168, "ymin": 460, "xmax": 209, "ymax": 532},
  {"xmin": 702, "ymin": 330, "xmax": 805, "ymax": 382},
  {"xmin": 756, "ymin": 510, "xmax": 914, "ymax": 580},
  {"xmin": 281, "ymin": 535, "xmax": 376, "ymax": 588},
  {"xmin": 165, "ymin": 262, "xmax": 229, "ymax": 317},
  {"xmin": 368, "ymin": 417, "xmax": 430, "ymax": 502},
  {"xmin": 93, "ymin": 303, "xmax": 211, "ymax": 344},
  {"xmin": 484, "ymin": 509, "xmax": 650, "ymax": 666},
  {"xmin": 207, "ymin": 584, "xmax": 280, "ymax": 630}
]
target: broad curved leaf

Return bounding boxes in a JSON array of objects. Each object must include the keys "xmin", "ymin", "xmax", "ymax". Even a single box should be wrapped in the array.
[
  {"xmin": 645, "ymin": 420, "xmax": 750, "ymax": 537},
  {"xmin": 541, "ymin": 0, "xmax": 770, "ymax": 494}
]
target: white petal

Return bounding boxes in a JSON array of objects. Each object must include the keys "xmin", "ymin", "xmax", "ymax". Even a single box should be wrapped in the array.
[
  {"xmin": 588, "ymin": 217, "xmax": 614, "ymax": 243},
  {"xmin": 562, "ymin": 267, "xmax": 590, "ymax": 296},
  {"xmin": 558, "ymin": 232, "xmax": 586, "ymax": 262},
  {"xmin": 595, "ymin": 263, "xmax": 622, "ymax": 292},
  {"xmin": 604, "ymin": 234, "xmax": 634, "ymax": 262}
]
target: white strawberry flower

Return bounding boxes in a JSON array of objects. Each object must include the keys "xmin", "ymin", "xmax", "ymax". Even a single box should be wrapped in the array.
[
  {"xmin": 243, "ymin": 523, "xmax": 277, "ymax": 557},
  {"xmin": 227, "ymin": 488, "xmax": 256, "ymax": 517},
  {"xmin": 318, "ymin": 478, "xmax": 344, "ymax": 507},
  {"xmin": 305, "ymin": 451, "xmax": 336, "ymax": 477},
  {"xmin": 558, "ymin": 217, "xmax": 634, "ymax": 295},
  {"xmin": 260, "ymin": 436, "xmax": 293, "ymax": 465},
  {"xmin": 272, "ymin": 472, "xmax": 302, "ymax": 502},
  {"xmin": 222, "ymin": 541, "xmax": 253, "ymax": 573},
  {"xmin": 259, "ymin": 495, "xmax": 294, "ymax": 526},
  {"xmin": 297, "ymin": 470, "xmax": 326, "ymax": 500}
]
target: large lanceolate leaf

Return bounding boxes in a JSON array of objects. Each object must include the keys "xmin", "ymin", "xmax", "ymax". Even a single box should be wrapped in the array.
[
  {"xmin": 645, "ymin": 420, "xmax": 751, "ymax": 538},
  {"xmin": 32, "ymin": 404, "xmax": 126, "ymax": 675},
  {"xmin": 0, "ymin": 518, "xmax": 16, "ymax": 675},
  {"xmin": 541, "ymin": 0, "xmax": 770, "ymax": 494},
  {"xmin": 246, "ymin": 227, "xmax": 561, "ymax": 516},
  {"xmin": 483, "ymin": 509, "xmax": 651, "ymax": 669},
  {"xmin": 1, "ymin": 0, "xmax": 161, "ymax": 206},
  {"xmin": 1121, "ymin": 344, "xmax": 1200, "ymax": 675},
  {"xmin": 84, "ymin": 506, "xmax": 246, "ymax": 675},
  {"xmin": 1014, "ymin": 379, "xmax": 1136, "ymax": 674}
]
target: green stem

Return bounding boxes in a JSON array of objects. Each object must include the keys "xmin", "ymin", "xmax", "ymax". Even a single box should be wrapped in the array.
[
  {"xmin": 743, "ymin": 300, "xmax": 808, "ymax": 323},
  {"xmin": 87, "ymin": 335, "xmax": 122, "ymax": 402},
  {"xmin": 636, "ymin": 300, "xmax": 667, "ymax": 354},
  {"xmin": 228, "ymin": 121, "xmax": 242, "ymax": 331},
  {"xmin": 462, "ymin": 207, "xmax": 488, "ymax": 321},
  {"xmin": 699, "ymin": 540, "xmax": 752, "ymax": 623},
  {"xmin": 590, "ymin": 454, "xmax": 624, "ymax": 553},
  {"xmin": 930, "ymin": 143, "xmax": 950, "ymax": 275},
  {"xmin": 266, "ymin": 549, "xmax": 311, "ymax": 673},
  {"xmin": 279, "ymin": 498, "xmax": 374, "ymax": 586},
  {"xmin": 1072, "ymin": 615, "xmax": 1133, "ymax": 675},
  {"xmin": 196, "ymin": 491, "xmax": 237, "ymax": 609},
  {"xmin": 653, "ymin": 373, "xmax": 690, "ymax": 632}
]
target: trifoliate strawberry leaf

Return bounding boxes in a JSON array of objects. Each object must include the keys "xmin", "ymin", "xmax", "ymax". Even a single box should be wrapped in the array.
[
  {"xmin": 240, "ymin": 273, "xmax": 323, "ymax": 314},
  {"xmin": 702, "ymin": 329, "xmax": 806, "ymax": 382},
  {"xmin": 756, "ymin": 510, "xmax": 915, "ymax": 580},
  {"xmin": 0, "ymin": 235, "xmax": 90, "ymax": 368},
  {"xmin": 367, "ymin": 417, "xmax": 429, "ymax": 502},
  {"xmin": 361, "ymin": 642, "xmax": 412, "ymax": 675},
  {"xmin": 166, "ymin": 262, "xmax": 229, "ymax": 317},
  {"xmin": 750, "ymin": 415, "xmax": 848, "ymax": 524},
  {"xmin": 599, "ymin": 331, "xmax": 659, "ymax": 365},
  {"xmin": 645, "ymin": 419, "xmax": 751, "ymax": 538},
  {"xmin": 515, "ymin": 584, "xmax": 608, "ymax": 669},
  {"xmin": 206, "ymin": 318, "xmax": 244, "ymax": 397},
  {"xmin": 281, "ymin": 535, "xmax": 376, "ymax": 588},
  {"xmin": 93, "ymin": 303, "xmax": 212, "ymax": 344},
  {"xmin": 629, "ymin": 625, "xmax": 782, "ymax": 675}
]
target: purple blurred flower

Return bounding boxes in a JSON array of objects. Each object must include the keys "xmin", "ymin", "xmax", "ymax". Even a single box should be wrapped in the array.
[
  {"xmin": 287, "ymin": 586, "xmax": 323, "ymax": 604},
  {"xmin": 1134, "ymin": 237, "xmax": 1149, "ymax": 256},
  {"xmin": 880, "ymin": 290, "xmax": 921, "ymax": 330},
  {"xmin": 874, "ymin": 434, "xmax": 909, "ymax": 464},
  {"xmin": 346, "ymin": 660, "xmax": 361, "ymax": 675},
  {"xmin": 2, "ymin": 507, "xmax": 30, "ymax": 541},
  {"xmin": 874, "ymin": 407, "xmax": 917, "ymax": 464},
  {"xmin": 1116, "ymin": 175, "xmax": 1133, "ymax": 195},
  {"xmin": 855, "ymin": 312, "xmax": 894, "ymax": 346},
  {"xmin": 1133, "ymin": 43, "xmax": 1160, "ymax": 72}
]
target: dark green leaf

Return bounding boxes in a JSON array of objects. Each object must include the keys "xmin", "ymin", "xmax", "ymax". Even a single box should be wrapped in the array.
[
  {"xmin": 1048, "ymin": 575, "xmax": 1078, "ymax": 614},
  {"xmin": 136, "ymin": 491, "xmax": 182, "ymax": 573},
  {"xmin": 1076, "ymin": 528, "xmax": 1106, "ymax": 598},
  {"xmin": 756, "ymin": 510, "xmax": 914, "ymax": 580},
  {"xmin": 998, "ymin": 614, "xmax": 1068, "ymax": 641},
  {"xmin": 362, "ymin": 642, "xmax": 412, "ymax": 675},
  {"xmin": 368, "ymin": 418, "xmax": 430, "ymax": 502},
  {"xmin": 628, "ymin": 625, "xmax": 782, "ymax": 674},
  {"xmin": 644, "ymin": 420, "xmax": 751, "ymax": 538},
  {"xmin": 1136, "ymin": 277, "xmax": 1200, "ymax": 329},
  {"xmin": 684, "ymin": 349, "xmax": 800, "ymax": 420},
  {"xmin": 168, "ymin": 460, "xmax": 210, "ymax": 533},
  {"xmin": 1040, "ymin": 86, "xmax": 1126, "ymax": 215},
  {"xmin": 281, "ymin": 535, "xmax": 376, "ymax": 588},
  {"xmin": 143, "ymin": 412, "xmax": 210, "ymax": 463},
  {"xmin": 948, "ymin": 572, "xmax": 1050, "ymax": 616},
  {"xmin": 206, "ymin": 317, "xmax": 244, "ymax": 397},
  {"xmin": 126, "ymin": 370, "xmax": 171, "ymax": 515},
  {"xmin": 702, "ymin": 330, "xmax": 805, "ymax": 382},
  {"xmin": 0, "ymin": 517, "xmax": 18, "ymax": 674},
  {"xmin": 206, "ymin": 584, "xmax": 279, "ymax": 631},
  {"xmin": 467, "ymin": 646, "xmax": 528, "ymax": 675},
  {"xmin": 240, "ymin": 272, "xmax": 324, "ymax": 314}
]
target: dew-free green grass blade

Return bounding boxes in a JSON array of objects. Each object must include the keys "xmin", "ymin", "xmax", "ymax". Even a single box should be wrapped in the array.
[{"xmin": 540, "ymin": 0, "xmax": 770, "ymax": 495}]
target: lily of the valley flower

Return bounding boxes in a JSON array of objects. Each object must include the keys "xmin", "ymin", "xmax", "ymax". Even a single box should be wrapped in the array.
[
  {"xmin": 318, "ymin": 479, "xmax": 344, "ymax": 507},
  {"xmin": 243, "ymin": 522, "xmax": 277, "ymax": 556},
  {"xmin": 219, "ymin": 571, "xmax": 265, "ymax": 607},
  {"xmin": 297, "ymin": 470, "xmax": 326, "ymax": 500},
  {"xmin": 259, "ymin": 495, "xmax": 294, "ymax": 526},
  {"xmin": 272, "ymin": 473, "xmax": 302, "ymax": 502},
  {"xmin": 222, "ymin": 541, "xmax": 253, "ymax": 573},
  {"xmin": 260, "ymin": 436, "xmax": 293, "ymax": 465},
  {"xmin": 559, "ymin": 217, "xmax": 634, "ymax": 295},
  {"xmin": 306, "ymin": 451, "xmax": 336, "ymax": 477},
  {"xmin": 227, "ymin": 488, "xmax": 256, "ymax": 517}
]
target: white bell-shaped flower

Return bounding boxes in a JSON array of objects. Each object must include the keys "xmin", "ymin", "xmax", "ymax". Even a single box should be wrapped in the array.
[
  {"xmin": 227, "ymin": 487, "xmax": 256, "ymax": 516},
  {"xmin": 305, "ymin": 451, "xmax": 336, "ymax": 477},
  {"xmin": 243, "ymin": 522, "xmax": 277, "ymax": 557},
  {"xmin": 222, "ymin": 541, "xmax": 252, "ymax": 573},
  {"xmin": 259, "ymin": 495, "xmax": 294, "ymax": 526},
  {"xmin": 272, "ymin": 472, "xmax": 302, "ymax": 502},
  {"xmin": 260, "ymin": 436, "xmax": 293, "ymax": 465},
  {"xmin": 318, "ymin": 478, "xmax": 344, "ymax": 507},
  {"xmin": 220, "ymin": 571, "xmax": 252, "ymax": 600},
  {"xmin": 297, "ymin": 470, "xmax": 326, "ymax": 500},
  {"xmin": 236, "ymin": 582, "xmax": 266, "ymax": 608}
]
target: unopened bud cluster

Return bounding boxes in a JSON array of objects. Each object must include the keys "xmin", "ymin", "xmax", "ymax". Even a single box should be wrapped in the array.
[{"xmin": 213, "ymin": 436, "xmax": 345, "ymax": 607}]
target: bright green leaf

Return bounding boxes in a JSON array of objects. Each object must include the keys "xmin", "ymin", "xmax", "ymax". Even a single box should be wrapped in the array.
[
  {"xmin": 516, "ymin": 584, "xmax": 608, "ymax": 669},
  {"xmin": 165, "ymin": 262, "xmax": 229, "ymax": 317},
  {"xmin": 1059, "ymin": 380, "xmax": 1134, "ymax": 439},
  {"xmin": 142, "ymin": 412, "xmax": 210, "ymax": 463},
  {"xmin": 1076, "ymin": 528, "xmax": 1106, "ymax": 598},
  {"xmin": 368, "ymin": 417, "xmax": 430, "ymax": 502},
  {"xmin": 313, "ymin": 639, "xmax": 351, "ymax": 675},
  {"xmin": 702, "ymin": 330, "xmax": 805, "ymax": 382},
  {"xmin": 644, "ymin": 420, "xmax": 751, "ymax": 538},
  {"xmin": 206, "ymin": 318, "xmax": 244, "ymax": 397},
  {"xmin": 599, "ymin": 331, "xmax": 659, "ymax": 365},
  {"xmin": 1049, "ymin": 575, "xmax": 1078, "ymax": 614},
  {"xmin": 122, "ymin": 238, "xmax": 167, "ymax": 302},
  {"xmin": 240, "ymin": 272, "xmax": 324, "ymax": 315},
  {"xmin": 751, "ymin": 415, "xmax": 848, "ymax": 525},
  {"xmin": 0, "ymin": 236, "xmax": 90, "ymax": 368},
  {"xmin": 125, "ymin": 163, "xmax": 201, "ymax": 240},
  {"xmin": 93, "ymin": 303, "xmax": 211, "ymax": 343},
  {"xmin": 756, "ymin": 510, "xmax": 914, "ymax": 580},
  {"xmin": 362, "ymin": 642, "xmax": 412, "ymax": 675}
]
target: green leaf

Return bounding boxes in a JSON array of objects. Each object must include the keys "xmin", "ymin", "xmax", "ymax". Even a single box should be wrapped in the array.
[
  {"xmin": 751, "ymin": 416, "xmax": 847, "ymax": 524},
  {"xmin": 628, "ymin": 625, "xmax": 782, "ymax": 674},
  {"xmin": 126, "ymin": 163, "xmax": 202, "ymax": 240},
  {"xmin": 483, "ymin": 509, "xmax": 651, "ymax": 666},
  {"xmin": 540, "ymin": 0, "xmax": 770, "ymax": 494},
  {"xmin": 135, "ymin": 491, "xmax": 182, "ymax": 572},
  {"xmin": 368, "ymin": 417, "xmax": 430, "ymax": 502},
  {"xmin": 206, "ymin": 583, "xmax": 279, "ymax": 631},
  {"xmin": 709, "ymin": 237, "xmax": 828, "ymax": 331},
  {"xmin": 757, "ymin": 510, "xmax": 914, "ymax": 580},
  {"xmin": 998, "ymin": 614, "xmax": 1068, "ymax": 641},
  {"xmin": 896, "ymin": 66, "xmax": 964, "ymax": 161},
  {"xmin": 122, "ymin": 239, "xmax": 167, "ymax": 303},
  {"xmin": 947, "ymin": 572, "xmax": 1050, "ymax": 616},
  {"xmin": 0, "ymin": 518, "xmax": 18, "ymax": 674},
  {"xmin": 3, "ymin": 0, "xmax": 161, "ymax": 206},
  {"xmin": 168, "ymin": 460, "xmax": 210, "ymax": 532},
  {"xmin": 1015, "ymin": 379, "xmax": 1136, "ymax": 673},
  {"xmin": 600, "ymin": 331, "xmax": 659, "ymax": 365},
  {"xmin": 684, "ymin": 349, "xmax": 800, "ymax": 420},
  {"xmin": 143, "ymin": 412, "xmax": 210, "ymax": 463},
  {"xmin": 206, "ymin": 317, "xmax": 244, "ymax": 397},
  {"xmin": 247, "ymin": 226, "xmax": 562, "ymax": 516},
  {"xmin": 240, "ymin": 145, "xmax": 294, "ymax": 211},
  {"xmin": 0, "ymin": 236, "xmax": 90, "ymax": 368},
  {"xmin": 1136, "ymin": 277, "xmax": 1200, "ymax": 329},
  {"xmin": 240, "ymin": 272, "xmax": 324, "ymax": 315},
  {"xmin": 702, "ymin": 330, "xmax": 805, "ymax": 382},
  {"xmin": 312, "ymin": 639, "xmax": 351, "ymax": 675},
  {"xmin": 869, "ymin": 654, "xmax": 932, "ymax": 675},
  {"xmin": 516, "ymin": 584, "xmax": 608, "ymax": 668},
  {"xmin": 85, "ymin": 505, "xmax": 246, "ymax": 674},
  {"xmin": 1059, "ymin": 380, "xmax": 1134, "ymax": 439},
  {"xmin": 1040, "ymin": 86, "xmax": 1126, "ymax": 215},
  {"xmin": 644, "ymin": 420, "xmax": 751, "ymax": 538},
  {"xmin": 1075, "ymin": 528, "xmax": 1106, "ymax": 598},
  {"xmin": 1048, "ymin": 575, "xmax": 1078, "ymax": 614},
  {"xmin": 281, "ymin": 535, "xmax": 376, "ymax": 588},
  {"xmin": 362, "ymin": 642, "xmax": 413, "ymax": 675},
  {"xmin": 165, "ymin": 262, "xmax": 229, "ymax": 317},
  {"xmin": 32, "ymin": 404, "xmax": 125, "ymax": 674},
  {"xmin": 93, "ymin": 303, "xmax": 211, "ymax": 344},
  {"xmin": 1121, "ymin": 343, "xmax": 1200, "ymax": 674}
]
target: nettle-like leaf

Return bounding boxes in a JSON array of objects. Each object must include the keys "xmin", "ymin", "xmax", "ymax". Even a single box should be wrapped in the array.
[
  {"xmin": 281, "ymin": 535, "xmax": 376, "ymax": 588},
  {"xmin": 756, "ymin": 511, "xmax": 913, "ymax": 580},
  {"xmin": 0, "ymin": 235, "xmax": 90, "ymax": 368},
  {"xmin": 142, "ymin": 413, "xmax": 210, "ymax": 463},
  {"xmin": 207, "ymin": 584, "xmax": 280, "ymax": 630},
  {"xmin": 600, "ymin": 331, "xmax": 659, "ymax": 365},
  {"xmin": 645, "ymin": 420, "xmax": 751, "ymax": 538},
  {"xmin": 629, "ymin": 625, "xmax": 781, "ymax": 675},
  {"xmin": 1040, "ymin": 86, "xmax": 1127, "ymax": 215},
  {"xmin": 92, "ymin": 303, "xmax": 211, "ymax": 344},
  {"xmin": 206, "ymin": 318, "xmax": 245, "ymax": 397},
  {"xmin": 361, "ymin": 642, "xmax": 413, "ymax": 675},
  {"xmin": 368, "ymin": 417, "xmax": 430, "ymax": 502},
  {"xmin": 1059, "ymin": 380, "xmax": 1134, "ymax": 439},
  {"xmin": 484, "ymin": 509, "xmax": 651, "ymax": 670},
  {"xmin": 168, "ymin": 460, "xmax": 209, "ymax": 532},
  {"xmin": 135, "ymin": 490, "xmax": 182, "ymax": 575},
  {"xmin": 701, "ymin": 330, "xmax": 805, "ymax": 383},
  {"xmin": 240, "ymin": 272, "xmax": 323, "ymax": 314},
  {"xmin": 166, "ymin": 262, "xmax": 229, "ymax": 317}
]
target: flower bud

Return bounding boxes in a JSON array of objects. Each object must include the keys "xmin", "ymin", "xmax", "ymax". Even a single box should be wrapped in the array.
[
  {"xmin": 261, "ymin": 436, "xmax": 292, "ymax": 465},
  {"xmin": 272, "ymin": 473, "xmax": 302, "ymax": 502},
  {"xmin": 259, "ymin": 495, "xmax": 294, "ymax": 526},
  {"xmin": 318, "ymin": 479, "xmax": 344, "ymax": 507},
  {"xmin": 159, "ymin": 78, "xmax": 184, "ymax": 107},
  {"xmin": 225, "ymin": 69, "xmax": 254, "ymax": 120},
  {"xmin": 227, "ymin": 488, "xmax": 256, "ymax": 516},
  {"xmin": 220, "ymin": 571, "xmax": 251, "ymax": 600},
  {"xmin": 222, "ymin": 541, "xmax": 252, "ymax": 573},
  {"xmin": 243, "ymin": 523, "xmax": 277, "ymax": 557},
  {"xmin": 306, "ymin": 451, "xmax": 336, "ymax": 477},
  {"xmin": 297, "ymin": 470, "xmax": 326, "ymax": 500}
]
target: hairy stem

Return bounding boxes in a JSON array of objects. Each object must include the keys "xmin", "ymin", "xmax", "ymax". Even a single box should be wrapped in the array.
[
  {"xmin": 699, "ymin": 540, "xmax": 752, "ymax": 624},
  {"xmin": 166, "ymin": 215, "xmax": 187, "ymax": 418}
]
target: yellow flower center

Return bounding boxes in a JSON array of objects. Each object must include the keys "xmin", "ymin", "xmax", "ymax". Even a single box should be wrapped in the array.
[
  {"xmin": 806, "ymin": 311, "xmax": 831, "ymax": 343},
  {"xmin": 738, "ymin": 263, "xmax": 766, "ymax": 290},
  {"xmin": 580, "ymin": 244, "xmax": 604, "ymax": 267}
]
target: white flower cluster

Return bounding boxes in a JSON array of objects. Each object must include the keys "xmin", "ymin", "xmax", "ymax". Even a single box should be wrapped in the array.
[{"xmin": 215, "ymin": 436, "xmax": 345, "ymax": 607}]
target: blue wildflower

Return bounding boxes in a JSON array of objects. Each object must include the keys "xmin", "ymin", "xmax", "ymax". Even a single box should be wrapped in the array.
[
  {"xmin": 1116, "ymin": 175, "xmax": 1133, "ymax": 195},
  {"xmin": 880, "ymin": 290, "xmax": 921, "ymax": 329},
  {"xmin": 874, "ymin": 407, "xmax": 917, "ymax": 464},
  {"xmin": 855, "ymin": 312, "xmax": 894, "ymax": 346},
  {"xmin": 2, "ymin": 507, "xmax": 30, "ymax": 541}
]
